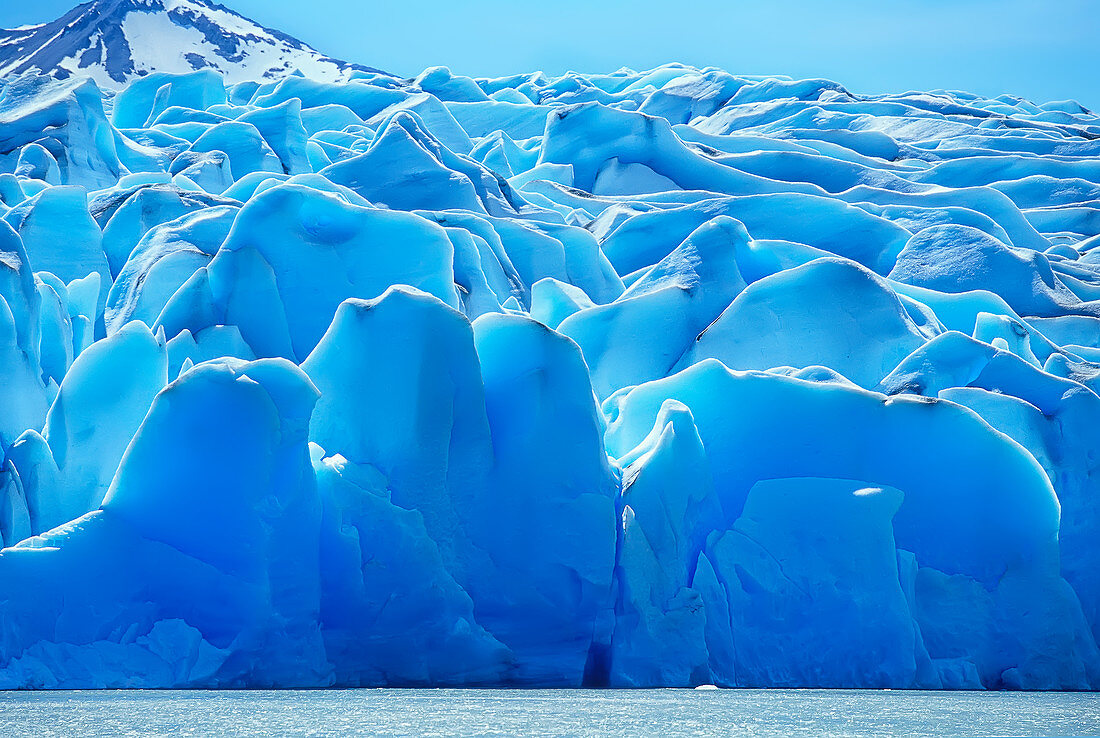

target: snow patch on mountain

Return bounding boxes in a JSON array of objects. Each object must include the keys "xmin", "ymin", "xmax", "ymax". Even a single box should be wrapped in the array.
[{"xmin": 0, "ymin": 0, "xmax": 387, "ymax": 88}]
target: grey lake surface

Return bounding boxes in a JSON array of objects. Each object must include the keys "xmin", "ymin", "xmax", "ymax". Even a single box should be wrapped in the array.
[{"xmin": 0, "ymin": 689, "xmax": 1098, "ymax": 737}]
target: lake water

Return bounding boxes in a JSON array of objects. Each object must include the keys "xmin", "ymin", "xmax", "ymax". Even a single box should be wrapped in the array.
[{"xmin": 0, "ymin": 688, "xmax": 1097, "ymax": 737}]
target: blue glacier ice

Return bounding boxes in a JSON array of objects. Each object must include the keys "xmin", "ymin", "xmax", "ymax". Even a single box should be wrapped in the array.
[{"xmin": 0, "ymin": 55, "xmax": 1099, "ymax": 691}]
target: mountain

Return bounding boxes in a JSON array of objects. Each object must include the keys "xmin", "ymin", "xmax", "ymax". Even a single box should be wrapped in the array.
[{"xmin": 0, "ymin": 0, "xmax": 387, "ymax": 87}]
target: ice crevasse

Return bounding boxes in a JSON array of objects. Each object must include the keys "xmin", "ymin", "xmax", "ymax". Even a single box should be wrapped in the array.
[{"xmin": 0, "ymin": 64, "xmax": 1098, "ymax": 689}]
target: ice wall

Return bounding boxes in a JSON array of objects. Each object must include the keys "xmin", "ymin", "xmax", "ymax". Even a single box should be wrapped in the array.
[{"xmin": 0, "ymin": 65, "xmax": 1098, "ymax": 689}]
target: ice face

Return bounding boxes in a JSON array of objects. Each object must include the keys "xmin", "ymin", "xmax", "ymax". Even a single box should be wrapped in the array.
[
  {"xmin": 0, "ymin": 57, "xmax": 1099, "ymax": 690},
  {"xmin": 684, "ymin": 257, "xmax": 933, "ymax": 388}
]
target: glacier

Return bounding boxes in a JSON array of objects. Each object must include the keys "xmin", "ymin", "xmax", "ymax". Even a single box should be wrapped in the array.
[{"xmin": 0, "ymin": 56, "xmax": 1098, "ymax": 690}]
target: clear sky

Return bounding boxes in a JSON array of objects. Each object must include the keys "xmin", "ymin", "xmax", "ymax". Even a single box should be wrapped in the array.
[{"xmin": 4, "ymin": 0, "xmax": 1099, "ymax": 111}]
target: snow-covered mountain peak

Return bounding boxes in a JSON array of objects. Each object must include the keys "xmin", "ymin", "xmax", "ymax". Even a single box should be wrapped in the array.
[{"xmin": 0, "ymin": 0, "xmax": 387, "ymax": 88}]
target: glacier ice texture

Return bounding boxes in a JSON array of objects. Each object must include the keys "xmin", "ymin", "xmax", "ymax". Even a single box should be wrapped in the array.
[{"xmin": 0, "ymin": 62, "xmax": 1098, "ymax": 690}]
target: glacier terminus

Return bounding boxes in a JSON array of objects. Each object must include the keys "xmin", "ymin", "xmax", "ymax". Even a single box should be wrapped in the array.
[{"xmin": 0, "ymin": 0, "xmax": 1099, "ymax": 692}]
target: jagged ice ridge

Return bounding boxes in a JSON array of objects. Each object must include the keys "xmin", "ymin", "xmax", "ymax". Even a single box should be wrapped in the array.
[{"xmin": 0, "ymin": 60, "xmax": 1098, "ymax": 690}]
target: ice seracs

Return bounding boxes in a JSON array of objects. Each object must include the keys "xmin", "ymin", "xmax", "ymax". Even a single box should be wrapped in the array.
[{"xmin": 0, "ymin": 47, "xmax": 1098, "ymax": 689}]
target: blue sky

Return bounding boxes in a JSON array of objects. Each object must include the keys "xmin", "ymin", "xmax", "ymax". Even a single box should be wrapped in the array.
[{"xmin": 4, "ymin": 0, "xmax": 1099, "ymax": 110}]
